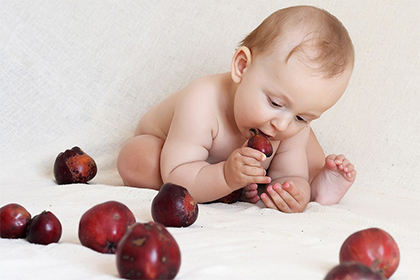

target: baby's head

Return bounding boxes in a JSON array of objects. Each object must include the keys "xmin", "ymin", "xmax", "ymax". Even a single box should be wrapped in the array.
[
  {"xmin": 231, "ymin": 6, "xmax": 355, "ymax": 140},
  {"xmin": 240, "ymin": 5, "xmax": 354, "ymax": 78}
]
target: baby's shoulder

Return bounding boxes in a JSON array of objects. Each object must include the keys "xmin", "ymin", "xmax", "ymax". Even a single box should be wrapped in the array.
[
  {"xmin": 176, "ymin": 73, "xmax": 230, "ymax": 107},
  {"xmin": 184, "ymin": 73, "xmax": 229, "ymax": 97}
]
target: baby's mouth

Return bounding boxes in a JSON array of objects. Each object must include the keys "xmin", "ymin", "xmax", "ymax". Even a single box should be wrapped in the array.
[{"xmin": 250, "ymin": 128, "xmax": 272, "ymax": 139}]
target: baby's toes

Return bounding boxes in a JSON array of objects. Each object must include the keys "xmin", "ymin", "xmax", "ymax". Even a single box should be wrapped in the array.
[
  {"xmin": 244, "ymin": 183, "xmax": 258, "ymax": 192},
  {"xmin": 244, "ymin": 189, "xmax": 258, "ymax": 198},
  {"xmin": 345, "ymin": 169, "xmax": 357, "ymax": 181},
  {"xmin": 326, "ymin": 154, "xmax": 338, "ymax": 161},
  {"xmin": 343, "ymin": 162, "xmax": 354, "ymax": 173},
  {"xmin": 335, "ymin": 154, "xmax": 347, "ymax": 164},
  {"xmin": 325, "ymin": 154, "xmax": 339, "ymax": 169}
]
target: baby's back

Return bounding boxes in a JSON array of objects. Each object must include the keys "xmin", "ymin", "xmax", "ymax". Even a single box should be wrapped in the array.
[{"xmin": 134, "ymin": 73, "xmax": 231, "ymax": 141}]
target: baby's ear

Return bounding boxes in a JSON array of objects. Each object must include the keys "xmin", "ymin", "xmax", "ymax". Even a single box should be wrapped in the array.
[{"xmin": 231, "ymin": 46, "xmax": 252, "ymax": 83}]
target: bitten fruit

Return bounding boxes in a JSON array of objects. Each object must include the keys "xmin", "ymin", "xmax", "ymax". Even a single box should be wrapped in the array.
[
  {"xmin": 54, "ymin": 146, "xmax": 97, "ymax": 184},
  {"xmin": 248, "ymin": 129, "xmax": 273, "ymax": 157}
]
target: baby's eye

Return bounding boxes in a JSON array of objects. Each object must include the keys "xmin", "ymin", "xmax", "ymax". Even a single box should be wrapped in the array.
[
  {"xmin": 270, "ymin": 99, "xmax": 282, "ymax": 108},
  {"xmin": 296, "ymin": 115, "xmax": 307, "ymax": 123}
]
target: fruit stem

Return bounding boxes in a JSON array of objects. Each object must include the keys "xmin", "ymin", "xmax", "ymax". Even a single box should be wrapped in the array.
[
  {"xmin": 106, "ymin": 241, "xmax": 117, "ymax": 254},
  {"xmin": 250, "ymin": 128, "xmax": 259, "ymax": 136},
  {"xmin": 371, "ymin": 260, "xmax": 383, "ymax": 274}
]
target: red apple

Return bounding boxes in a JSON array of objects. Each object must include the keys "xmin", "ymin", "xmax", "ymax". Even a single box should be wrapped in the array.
[
  {"xmin": 324, "ymin": 262, "xmax": 386, "ymax": 280},
  {"xmin": 151, "ymin": 183, "xmax": 198, "ymax": 227},
  {"xmin": 54, "ymin": 146, "xmax": 97, "ymax": 184},
  {"xmin": 78, "ymin": 201, "xmax": 136, "ymax": 254},
  {"xmin": 116, "ymin": 222, "xmax": 181, "ymax": 280},
  {"xmin": 215, "ymin": 188, "xmax": 243, "ymax": 204},
  {"xmin": 0, "ymin": 203, "xmax": 31, "ymax": 238},
  {"xmin": 248, "ymin": 129, "xmax": 273, "ymax": 157},
  {"xmin": 26, "ymin": 211, "xmax": 62, "ymax": 245},
  {"xmin": 339, "ymin": 228, "xmax": 400, "ymax": 278}
]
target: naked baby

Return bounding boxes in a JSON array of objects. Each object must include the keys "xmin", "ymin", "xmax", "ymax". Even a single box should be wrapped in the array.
[{"xmin": 117, "ymin": 5, "xmax": 356, "ymax": 213}]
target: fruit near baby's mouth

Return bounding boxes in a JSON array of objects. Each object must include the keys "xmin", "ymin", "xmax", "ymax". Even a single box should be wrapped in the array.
[{"xmin": 248, "ymin": 129, "xmax": 273, "ymax": 157}]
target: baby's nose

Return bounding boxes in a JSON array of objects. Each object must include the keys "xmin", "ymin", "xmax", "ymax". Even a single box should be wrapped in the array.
[{"xmin": 272, "ymin": 115, "xmax": 293, "ymax": 132}]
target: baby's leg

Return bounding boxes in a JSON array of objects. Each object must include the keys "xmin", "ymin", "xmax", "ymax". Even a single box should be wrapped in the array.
[
  {"xmin": 307, "ymin": 129, "xmax": 356, "ymax": 205},
  {"xmin": 117, "ymin": 135, "xmax": 164, "ymax": 190}
]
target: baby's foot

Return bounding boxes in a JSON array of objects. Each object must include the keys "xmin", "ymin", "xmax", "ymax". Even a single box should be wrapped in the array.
[
  {"xmin": 241, "ymin": 183, "xmax": 260, "ymax": 204},
  {"xmin": 311, "ymin": 154, "xmax": 356, "ymax": 205}
]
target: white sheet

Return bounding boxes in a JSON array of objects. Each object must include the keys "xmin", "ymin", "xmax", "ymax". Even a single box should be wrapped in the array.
[{"xmin": 1, "ymin": 1, "xmax": 419, "ymax": 279}]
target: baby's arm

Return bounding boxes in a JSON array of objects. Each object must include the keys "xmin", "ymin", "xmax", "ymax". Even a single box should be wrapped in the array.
[
  {"xmin": 261, "ymin": 127, "xmax": 311, "ymax": 213},
  {"xmin": 159, "ymin": 91, "xmax": 270, "ymax": 203}
]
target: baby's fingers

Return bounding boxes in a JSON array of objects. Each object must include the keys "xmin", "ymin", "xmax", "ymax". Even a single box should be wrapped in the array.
[
  {"xmin": 261, "ymin": 184, "xmax": 292, "ymax": 213},
  {"xmin": 261, "ymin": 182, "xmax": 307, "ymax": 213},
  {"xmin": 240, "ymin": 147, "xmax": 267, "ymax": 162},
  {"xmin": 281, "ymin": 181, "xmax": 306, "ymax": 205}
]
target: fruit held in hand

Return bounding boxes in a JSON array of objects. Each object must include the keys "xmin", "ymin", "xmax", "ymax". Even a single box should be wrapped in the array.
[
  {"xmin": 248, "ymin": 129, "xmax": 273, "ymax": 157},
  {"xmin": 54, "ymin": 146, "xmax": 97, "ymax": 184},
  {"xmin": 215, "ymin": 188, "xmax": 243, "ymax": 204},
  {"xmin": 151, "ymin": 183, "xmax": 198, "ymax": 227},
  {"xmin": 26, "ymin": 211, "xmax": 62, "ymax": 245},
  {"xmin": 339, "ymin": 228, "xmax": 400, "ymax": 278},
  {"xmin": 0, "ymin": 203, "xmax": 31, "ymax": 238},
  {"xmin": 79, "ymin": 200, "xmax": 136, "ymax": 254},
  {"xmin": 324, "ymin": 262, "xmax": 386, "ymax": 280},
  {"xmin": 116, "ymin": 222, "xmax": 181, "ymax": 280}
]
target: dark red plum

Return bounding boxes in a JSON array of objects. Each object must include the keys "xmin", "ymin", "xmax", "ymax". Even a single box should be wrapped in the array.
[
  {"xmin": 26, "ymin": 211, "xmax": 62, "ymax": 245},
  {"xmin": 116, "ymin": 222, "xmax": 181, "ymax": 280},
  {"xmin": 0, "ymin": 203, "xmax": 31, "ymax": 238},
  {"xmin": 54, "ymin": 146, "xmax": 97, "ymax": 184},
  {"xmin": 324, "ymin": 262, "xmax": 386, "ymax": 280},
  {"xmin": 78, "ymin": 201, "xmax": 136, "ymax": 254},
  {"xmin": 151, "ymin": 183, "xmax": 198, "ymax": 227},
  {"xmin": 215, "ymin": 188, "xmax": 243, "ymax": 204},
  {"xmin": 248, "ymin": 129, "xmax": 273, "ymax": 157},
  {"xmin": 340, "ymin": 228, "xmax": 400, "ymax": 278}
]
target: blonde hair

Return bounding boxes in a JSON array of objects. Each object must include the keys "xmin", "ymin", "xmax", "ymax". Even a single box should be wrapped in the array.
[{"xmin": 240, "ymin": 6, "xmax": 354, "ymax": 78}]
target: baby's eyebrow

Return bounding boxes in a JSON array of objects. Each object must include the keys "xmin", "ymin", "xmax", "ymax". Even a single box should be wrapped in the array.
[{"xmin": 303, "ymin": 112, "xmax": 321, "ymax": 120}]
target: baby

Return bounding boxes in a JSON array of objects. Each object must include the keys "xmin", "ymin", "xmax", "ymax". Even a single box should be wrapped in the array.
[{"xmin": 117, "ymin": 5, "xmax": 356, "ymax": 213}]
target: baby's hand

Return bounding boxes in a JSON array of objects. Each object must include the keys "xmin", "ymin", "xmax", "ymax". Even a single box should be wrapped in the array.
[
  {"xmin": 261, "ymin": 181, "xmax": 308, "ymax": 213},
  {"xmin": 224, "ymin": 147, "xmax": 271, "ymax": 190}
]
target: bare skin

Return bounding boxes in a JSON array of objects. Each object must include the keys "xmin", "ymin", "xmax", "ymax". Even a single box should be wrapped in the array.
[{"xmin": 117, "ymin": 38, "xmax": 356, "ymax": 213}]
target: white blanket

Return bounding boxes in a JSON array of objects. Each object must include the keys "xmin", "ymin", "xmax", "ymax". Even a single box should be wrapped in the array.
[{"xmin": 1, "ymin": 1, "xmax": 419, "ymax": 279}]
